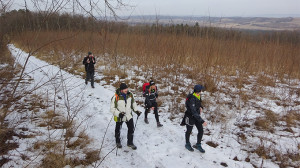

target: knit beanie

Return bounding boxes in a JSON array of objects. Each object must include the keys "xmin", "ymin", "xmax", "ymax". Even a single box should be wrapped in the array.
[
  {"xmin": 149, "ymin": 80, "xmax": 155, "ymax": 86},
  {"xmin": 120, "ymin": 83, "xmax": 128, "ymax": 90}
]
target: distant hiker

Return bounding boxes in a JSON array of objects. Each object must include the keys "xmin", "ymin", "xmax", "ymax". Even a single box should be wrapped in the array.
[
  {"xmin": 110, "ymin": 83, "xmax": 142, "ymax": 150},
  {"xmin": 143, "ymin": 80, "xmax": 163, "ymax": 127},
  {"xmin": 83, "ymin": 51, "xmax": 96, "ymax": 88},
  {"xmin": 182, "ymin": 84, "xmax": 207, "ymax": 153}
]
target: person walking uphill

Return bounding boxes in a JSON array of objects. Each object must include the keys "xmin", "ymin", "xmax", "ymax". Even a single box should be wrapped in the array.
[
  {"xmin": 182, "ymin": 84, "xmax": 207, "ymax": 153},
  {"xmin": 83, "ymin": 51, "xmax": 96, "ymax": 88},
  {"xmin": 110, "ymin": 83, "xmax": 142, "ymax": 150},
  {"xmin": 144, "ymin": 80, "xmax": 163, "ymax": 127}
]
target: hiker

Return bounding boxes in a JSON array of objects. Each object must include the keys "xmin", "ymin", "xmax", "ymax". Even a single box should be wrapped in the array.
[
  {"xmin": 143, "ymin": 80, "xmax": 163, "ymax": 127},
  {"xmin": 110, "ymin": 83, "xmax": 142, "ymax": 150},
  {"xmin": 182, "ymin": 84, "xmax": 207, "ymax": 153},
  {"xmin": 83, "ymin": 51, "xmax": 96, "ymax": 88}
]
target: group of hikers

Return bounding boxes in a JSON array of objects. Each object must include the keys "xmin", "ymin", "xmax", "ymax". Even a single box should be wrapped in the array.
[{"xmin": 83, "ymin": 52, "xmax": 207, "ymax": 153}]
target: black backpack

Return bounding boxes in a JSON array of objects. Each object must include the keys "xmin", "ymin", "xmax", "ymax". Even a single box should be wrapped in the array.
[
  {"xmin": 185, "ymin": 93, "xmax": 194, "ymax": 109},
  {"xmin": 180, "ymin": 94, "xmax": 193, "ymax": 126}
]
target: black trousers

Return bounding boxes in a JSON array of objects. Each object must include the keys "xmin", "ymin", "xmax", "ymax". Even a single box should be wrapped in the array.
[
  {"xmin": 85, "ymin": 71, "xmax": 94, "ymax": 86},
  {"xmin": 185, "ymin": 119, "xmax": 203, "ymax": 144},
  {"xmin": 145, "ymin": 101, "xmax": 159, "ymax": 122},
  {"xmin": 115, "ymin": 118, "xmax": 134, "ymax": 145}
]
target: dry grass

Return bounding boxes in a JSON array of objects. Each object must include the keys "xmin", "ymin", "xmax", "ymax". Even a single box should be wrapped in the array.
[
  {"xmin": 0, "ymin": 46, "xmax": 20, "ymax": 166},
  {"xmin": 41, "ymin": 152, "xmax": 66, "ymax": 168},
  {"xmin": 12, "ymin": 28, "xmax": 300, "ymax": 81},
  {"xmin": 253, "ymin": 145, "xmax": 272, "ymax": 160},
  {"xmin": 67, "ymin": 131, "xmax": 91, "ymax": 149},
  {"xmin": 254, "ymin": 118, "xmax": 273, "ymax": 133},
  {"xmin": 256, "ymin": 74, "xmax": 276, "ymax": 87},
  {"xmin": 0, "ymin": 39, "xmax": 13, "ymax": 65},
  {"xmin": 272, "ymin": 147, "xmax": 300, "ymax": 168},
  {"xmin": 264, "ymin": 110, "xmax": 278, "ymax": 125},
  {"xmin": 34, "ymin": 117, "xmax": 97, "ymax": 167},
  {"xmin": 254, "ymin": 110, "xmax": 278, "ymax": 133},
  {"xmin": 0, "ymin": 128, "xmax": 19, "ymax": 156},
  {"xmin": 283, "ymin": 110, "xmax": 300, "ymax": 127},
  {"xmin": 40, "ymin": 149, "xmax": 100, "ymax": 168},
  {"xmin": 206, "ymin": 141, "xmax": 219, "ymax": 148},
  {"xmin": 103, "ymin": 68, "xmax": 128, "ymax": 79}
]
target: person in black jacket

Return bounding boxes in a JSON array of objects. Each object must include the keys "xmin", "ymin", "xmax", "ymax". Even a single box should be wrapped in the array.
[
  {"xmin": 83, "ymin": 51, "xmax": 96, "ymax": 88},
  {"xmin": 144, "ymin": 80, "xmax": 163, "ymax": 127},
  {"xmin": 183, "ymin": 84, "xmax": 207, "ymax": 153}
]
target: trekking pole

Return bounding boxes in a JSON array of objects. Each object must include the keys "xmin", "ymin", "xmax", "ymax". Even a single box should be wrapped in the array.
[
  {"xmin": 116, "ymin": 115, "xmax": 124, "ymax": 156},
  {"xmin": 134, "ymin": 115, "xmax": 139, "ymax": 131},
  {"xmin": 116, "ymin": 138, "xmax": 121, "ymax": 156},
  {"xmin": 116, "ymin": 124, "xmax": 122, "ymax": 156}
]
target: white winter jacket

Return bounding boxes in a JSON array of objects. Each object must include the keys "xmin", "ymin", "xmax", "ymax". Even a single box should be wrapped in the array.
[{"xmin": 110, "ymin": 89, "xmax": 138, "ymax": 122}]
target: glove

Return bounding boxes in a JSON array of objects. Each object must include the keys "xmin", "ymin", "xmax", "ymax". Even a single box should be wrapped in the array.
[
  {"xmin": 136, "ymin": 111, "xmax": 142, "ymax": 117},
  {"xmin": 119, "ymin": 112, "xmax": 125, "ymax": 119}
]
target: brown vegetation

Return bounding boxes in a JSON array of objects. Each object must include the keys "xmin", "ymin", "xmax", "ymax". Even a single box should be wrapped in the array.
[
  {"xmin": 4, "ymin": 10, "xmax": 299, "ymax": 84},
  {"xmin": 2, "ymin": 9, "xmax": 300, "ymax": 168}
]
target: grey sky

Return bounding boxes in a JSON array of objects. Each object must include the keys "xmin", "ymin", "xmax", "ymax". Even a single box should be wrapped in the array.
[
  {"xmin": 123, "ymin": 0, "xmax": 300, "ymax": 17},
  {"xmin": 9, "ymin": 0, "xmax": 300, "ymax": 17}
]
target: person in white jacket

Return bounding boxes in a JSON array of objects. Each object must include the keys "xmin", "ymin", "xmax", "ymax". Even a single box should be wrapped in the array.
[{"xmin": 110, "ymin": 83, "xmax": 141, "ymax": 150}]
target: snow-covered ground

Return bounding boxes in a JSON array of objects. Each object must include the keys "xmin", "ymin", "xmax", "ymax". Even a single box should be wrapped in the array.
[{"xmin": 4, "ymin": 44, "xmax": 299, "ymax": 168}]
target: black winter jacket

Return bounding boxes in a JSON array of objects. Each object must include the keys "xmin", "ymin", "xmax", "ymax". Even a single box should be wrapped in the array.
[
  {"xmin": 83, "ymin": 56, "xmax": 96, "ymax": 72},
  {"xmin": 185, "ymin": 93, "xmax": 205, "ymax": 124},
  {"xmin": 144, "ymin": 85, "xmax": 158, "ymax": 107}
]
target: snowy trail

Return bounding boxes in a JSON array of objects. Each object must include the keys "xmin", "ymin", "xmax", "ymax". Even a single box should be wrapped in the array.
[{"xmin": 8, "ymin": 44, "xmax": 256, "ymax": 168}]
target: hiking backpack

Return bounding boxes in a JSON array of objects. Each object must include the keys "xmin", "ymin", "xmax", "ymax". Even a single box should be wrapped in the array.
[
  {"xmin": 142, "ymin": 82, "xmax": 150, "ymax": 96},
  {"xmin": 185, "ymin": 94, "xmax": 194, "ymax": 108}
]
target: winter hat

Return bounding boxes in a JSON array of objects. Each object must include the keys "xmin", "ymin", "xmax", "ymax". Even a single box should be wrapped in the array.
[
  {"xmin": 88, "ymin": 51, "xmax": 92, "ymax": 55},
  {"xmin": 149, "ymin": 80, "xmax": 155, "ymax": 86},
  {"xmin": 194, "ymin": 84, "xmax": 204, "ymax": 93},
  {"xmin": 120, "ymin": 83, "xmax": 128, "ymax": 90}
]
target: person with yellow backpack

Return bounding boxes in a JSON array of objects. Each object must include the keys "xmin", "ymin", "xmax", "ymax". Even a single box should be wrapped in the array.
[{"xmin": 110, "ymin": 83, "xmax": 142, "ymax": 150}]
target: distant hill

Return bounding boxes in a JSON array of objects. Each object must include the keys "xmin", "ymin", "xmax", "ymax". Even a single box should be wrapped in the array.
[{"xmin": 121, "ymin": 15, "xmax": 300, "ymax": 31}]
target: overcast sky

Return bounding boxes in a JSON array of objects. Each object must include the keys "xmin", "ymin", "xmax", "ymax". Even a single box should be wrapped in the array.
[
  {"xmin": 9, "ymin": 0, "xmax": 300, "ymax": 17},
  {"xmin": 124, "ymin": 0, "xmax": 300, "ymax": 17}
]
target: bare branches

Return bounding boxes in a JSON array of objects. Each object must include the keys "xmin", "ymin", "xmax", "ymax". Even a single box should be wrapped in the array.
[
  {"xmin": 11, "ymin": 31, "xmax": 80, "ymax": 96},
  {"xmin": 0, "ymin": 0, "xmax": 13, "ymax": 14}
]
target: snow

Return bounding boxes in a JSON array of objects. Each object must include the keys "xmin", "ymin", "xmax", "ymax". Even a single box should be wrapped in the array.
[
  {"xmin": 4, "ymin": 44, "xmax": 299, "ymax": 168},
  {"xmin": 0, "ymin": 63, "xmax": 9, "ymax": 68}
]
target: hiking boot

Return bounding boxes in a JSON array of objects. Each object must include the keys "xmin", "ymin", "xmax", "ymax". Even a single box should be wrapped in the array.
[
  {"xmin": 92, "ymin": 85, "xmax": 95, "ymax": 88},
  {"xmin": 85, "ymin": 81, "xmax": 88, "ymax": 85},
  {"xmin": 193, "ymin": 143, "xmax": 205, "ymax": 153},
  {"xmin": 185, "ymin": 143, "xmax": 194, "ymax": 152},
  {"xmin": 144, "ymin": 118, "xmax": 149, "ymax": 124},
  {"xmin": 116, "ymin": 143, "xmax": 122, "ymax": 148},
  {"xmin": 157, "ymin": 122, "xmax": 163, "ymax": 127},
  {"xmin": 127, "ymin": 143, "xmax": 137, "ymax": 150}
]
